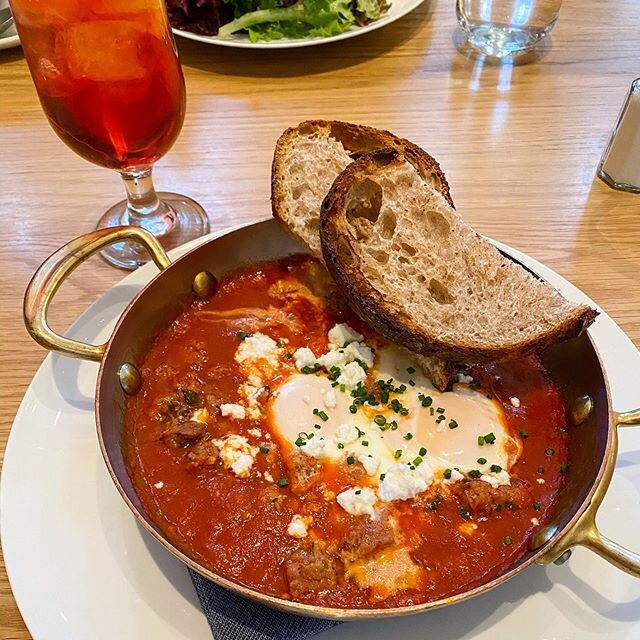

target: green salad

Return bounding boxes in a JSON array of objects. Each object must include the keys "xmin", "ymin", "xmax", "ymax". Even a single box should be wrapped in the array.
[{"xmin": 218, "ymin": 0, "xmax": 391, "ymax": 41}]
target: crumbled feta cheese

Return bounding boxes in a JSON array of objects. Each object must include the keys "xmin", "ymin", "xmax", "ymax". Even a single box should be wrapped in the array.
[
  {"xmin": 531, "ymin": 517, "xmax": 540, "ymax": 526},
  {"xmin": 236, "ymin": 333, "xmax": 281, "ymax": 369},
  {"xmin": 480, "ymin": 470, "xmax": 511, "ymax": 488},
  {"xmin": 536, "ymin": 478, "xmax": 546, "ymax": 485},
  {"xmin": 455, "ymin": 372, "xmax": 474, "ymax": 384},
  {"xmin": 248, "ymin": 428, "xmax": 262, "ymax": 437},
  {"xmin": 328, "ymin": 323, "xmax": 363, "ymax": 348},
  {"xmin": 344, "ymin": 342, "xmax": 375, "ymax": 368},
  {"xmin": 337, "ymin": 361, "xmax": 367, "ymax": 389},
  {"xmin": 317, "ymin": 348, "xmax": 349, "ymax": 370},
  {"xmin": 287, "ymin": 514, "xmax": 312, "ymax": 538},
  {"xmin": 264, "ymin": 471, "xmax": 274, "ymax": 483},
  {"xmin": 510, "ymin": 397, "xmax": 521, "ymax": 408},
  {"xmin": 220, "ymin": 403, "xmax": 246, "ymax": 420},
  {"xmin": 336, "ymin": 487, "xmax": 377, "ymax": 517},
  {"xmin": 293, "ymin": 347, "xmax": 317, "ymax": 371},
  {"xmin": 191, "ymin": 408, "xmax": 210, "ymax": 424},
  {"xmin": 323, "ymin": 389, "xmax": 337, "ymax": 409},
  {"xmin": 335, "ymin": 423, "xmax": 360, "ymax": 445},
  {"xmin": 358, "ymin": 454, "xmax": 380, "ymax": 476},
  {"xmin": 442, "ymin": 469, "xmax": 465, "ymax": 484},
  {"xmin": 239, "ymin": 373, "xmax": 264, "ymax": 419},
  {"xmin": 379, "ymin": 462, "xmax": 434, "ymax": 502},
  {"xmin": 299, "ymin": 435, "xmax": 326, "ymax": 458},
  {"xmin": 303, "ymin": 395, "xmax": 312, "ymax": 404},
  {"xmin": 213, "ymin": 434, "xmax": 258, "ymax": 478},
  {"xmin": 154, "ymin": 481, "xmax": 164, "ymax": 489}
]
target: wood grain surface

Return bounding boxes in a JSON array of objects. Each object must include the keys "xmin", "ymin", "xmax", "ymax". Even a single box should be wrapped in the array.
[{"xmin": 0, "ymin": 0, "xmax": 638, "ymax": 637}]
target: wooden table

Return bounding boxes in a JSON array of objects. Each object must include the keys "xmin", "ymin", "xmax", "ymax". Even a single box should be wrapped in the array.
[{"xmin": 1, "ymin": 0, "xmax": 638, "ymax": 636}]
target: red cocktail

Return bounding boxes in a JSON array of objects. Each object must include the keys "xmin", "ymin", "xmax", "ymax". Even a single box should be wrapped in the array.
[{"xmin": 10, "ymin": 0, "xmax": 208, "ymax": 268}]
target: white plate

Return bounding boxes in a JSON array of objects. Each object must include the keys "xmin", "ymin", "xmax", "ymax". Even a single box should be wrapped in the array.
[
  {"xmin": 2, "ymin": 223, "xmax": 639, "ymax": 640},
  {"xmin": 0, "ymin": 1, "xmax": 19, "ymax": 51},
  {"xmin": 172, "ymin": 0, "xmax": 423, "ymax": 49}
]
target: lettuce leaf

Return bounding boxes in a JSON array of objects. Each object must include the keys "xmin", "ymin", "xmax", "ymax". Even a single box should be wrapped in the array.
[{"xmin": 218, "ymin": 0, "xmax": 356, "ymax": 40}]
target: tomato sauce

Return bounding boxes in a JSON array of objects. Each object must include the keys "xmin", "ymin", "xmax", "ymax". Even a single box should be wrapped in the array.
[{"xmin": 123, "ymin": 255, "xmax": 569, "ymax": 608}]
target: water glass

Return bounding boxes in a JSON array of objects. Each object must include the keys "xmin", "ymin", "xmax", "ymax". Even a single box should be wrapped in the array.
[{"xmin": 457, "ymin": 0, "xmax": 561, "ymax": 57}]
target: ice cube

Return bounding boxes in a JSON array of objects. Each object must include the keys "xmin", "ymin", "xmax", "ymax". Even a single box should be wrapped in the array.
[
  {"xmin": 91, "ymin": 0, "xmax": 155, "ymax": 15},
  {"xmin": 56, "ymin": 21, "xmax": 147, "ymax": 83},
  {"xmin": 12, "ymin": 0, "xmax": 84, "ymax": 27}
]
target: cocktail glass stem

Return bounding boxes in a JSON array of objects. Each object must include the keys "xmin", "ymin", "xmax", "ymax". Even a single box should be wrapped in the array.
[{"xmin": 97, "ymin": 166, "xmax": 209, "ymax": 270}]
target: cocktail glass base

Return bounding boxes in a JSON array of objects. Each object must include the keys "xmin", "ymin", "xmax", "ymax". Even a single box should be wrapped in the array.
[{"xmin": 97, "ymin": 192, "xmax": 210, "ymax": 270}]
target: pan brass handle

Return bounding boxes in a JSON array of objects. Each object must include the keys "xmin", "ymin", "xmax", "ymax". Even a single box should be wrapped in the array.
[
  {"xmin": 538, "ymin": 408, "xmax": 640, "ymax": 577},
  {"xmin": 24, "ymin": 226, "xmax": 170, "ymax": 362}
]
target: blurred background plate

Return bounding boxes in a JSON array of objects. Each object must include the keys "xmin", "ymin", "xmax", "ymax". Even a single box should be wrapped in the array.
[
  {"xmin": 172, "ymin": 0, "xmax": 424, "ymax": 49},
  {"xmin": 0, "ymin": 0, "xmax": 19, "ymax": 51}
]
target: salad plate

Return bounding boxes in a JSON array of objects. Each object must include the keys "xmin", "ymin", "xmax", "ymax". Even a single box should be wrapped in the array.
[
  {"xmin": 2, "ymin": 222, "xmax": 639, "ymax": 640},
  {"xmin": 171, "ymin": 0, "xmax": 424, "ymax": 49}
]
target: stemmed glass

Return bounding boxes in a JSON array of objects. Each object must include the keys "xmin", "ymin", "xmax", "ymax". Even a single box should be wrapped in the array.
[{"xmin": 9, "ymin": 0, "xmax": 209, "ymax": 269}]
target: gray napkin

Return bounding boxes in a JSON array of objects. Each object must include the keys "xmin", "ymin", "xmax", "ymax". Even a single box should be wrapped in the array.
[{"xmin": 189, "ymin": 569, "xmax": 343, "ymax": 640}]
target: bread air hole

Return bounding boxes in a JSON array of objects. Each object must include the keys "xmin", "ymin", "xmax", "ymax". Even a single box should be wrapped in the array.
[
  {"xmin": 400, "ymin": 242, "xmax": 417, "ymax": 256},
  {"xmin": 372, "ymin": 250, "xmax": 389, "ymax": 264},
  {"xmin": 346, "ymin": 179, "xmax": 383, "ymax": 224},
  {"xmin": 426, "ymin": 210, "xmax": 451, "ymax": 236},
  {"xmin": 428, "ymin": 278, "xmax": 455, "ymax": 305}
]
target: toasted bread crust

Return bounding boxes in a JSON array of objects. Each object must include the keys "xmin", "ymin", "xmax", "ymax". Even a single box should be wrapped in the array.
[
  {"xmin": 320, "ymin": 149, "xmax": 598, "ymax": 362},
  {"xmin": 271, "ymin": 120, "xmax": 454, "ymax": 255}
]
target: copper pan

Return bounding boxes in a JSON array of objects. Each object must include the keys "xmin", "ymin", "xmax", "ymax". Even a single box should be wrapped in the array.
[{"xmin": 23, "ymin": 220, "xmax": 640, "ymax": 620}]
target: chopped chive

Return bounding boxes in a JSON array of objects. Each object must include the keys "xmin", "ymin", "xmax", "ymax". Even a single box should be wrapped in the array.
[
  {"xmin": 545, "ymin": 448, "xmax": 555, "ymax": 456},
  {"xmin": 503, "ymin": 535, "xmax": 512, "ymax": 546},
  {"xmin": 349, "ymin": 405, "xmax": 357, "ymax": 414},
  {"xmin": 284, "ymin": 352, "xmax": 293, "ymax": 360},
  {"xmin": 389, "ymin": 420, "xmax": 398, "ymax": 431},
  {"xmin": 419, "ymin": 447, "xmax": 427, "ymax": 456},
  {"xmin": 404, "ymin": 433, "xmax": 413, "ymax": 441},
  {"xmin": 237, "ymin": 331, "xmax": 248, "ymax": 341},
  {"xmin": 436, "ymin": 407, "xmax": 445, "ymax": 414},
  {"xmin": 477, "ymin": 457, "xmax": 487, "ymax": 465},
  {"xmin": 355, "ymin": 489, "xmax": 361, "ymax": 495},
  {"xmin": 443, "ymin": 469, "xmax": 452, "ymax": 479},
  {"xmin": 379, "ymin": 473, "xmax": 386, "ymax": 481},
  {"xmin": 448, "ymin": 419, "xmax": 459, "ymax": 429},
  {"xmin": 478, "ymin": 436, "xmax": 485, "ymax": 446},
  {"xmin": 294, "ymin": 436, "xmax": 306, "ymax": 447},
  {"xmin": 277, "ymin": 478, "xmax": 289, "ymax": 487},
  {"xmin": 519, "ymin": 430, "xmax": 529, "ymax": 439},
  {"xmin": 301, "ymin": 363, "xmax": 321, "ymax": 374},
  {"xmin": 397, "ymin": 384, "xmax": 407, "ymax": 393},
  {"xmin": 483, "ymin": 432, "xmax": 496, "ymax": 445},
  {"xmin": 409, "ymin": 380, "xmax": 416, "ymax": 387},
  {"xmin": 407, "ymin": 366, "xmax": 416, "ymax": 374},
  {"xmin": 537, "ymin": 466, "xmax": 545, "ymax": 474},
  {"xmin": 318, "ymin": 411, "xmax": 328, "ymax": 422},
  {"xmin": 468, "ymin": 469, "xmax": 481, "ymax": 479},
  {"xmin": 361, "ymin": 440, "xmax": 369, "ymax": 447},
  {"xmin": 346, "ymin": 456, "xmax": 355, "ymax": 465},
  {"xmin": 381, "ymin": 391, "xmax": 390, "ymax": 404},
  {"xmin": 459, "ymin": 507, "xmax": 470, "ymax": 520},
  {"xmin": 430, "ymin": 407, "xmax": 435, "ymax": 416},
  {"xmin": 533, "ymin": 502, "xmax": 541, "ymax": 510},
  {"xmin": 418, "ymin": 394, "xmax": 433, "ymax": 407},
  {"xmin": 314, "ymin": 423, "xmax": 321, "ymax": 429},
  {"xmin": 374, "ymin": 415, "xmax": 386, "ymax": 426},
  {"xmin": 340, "ymin": 384, "xmax": 346, "ymax": 393},
  {"xmin": 413, "ymin": 456, "xmax": 423, "ymax": 466},
  {"xmin": 337, "ymin": 443, "xmax": 345, "ymax": 449},
  {"xmin": 259, "ymin": 446, "xmax": 270, "ymax": 454},
  {"xmin": 560, "ymin": 463, "xmax": 569, "ymax": 473},
  {"xmin": 435, "ymin": 415, "xmax": 445, "ymax": 423},
  {"xmin": 490, "ymin": 464, "xmax": 502, "ymax": 473},
  {"xmin": 399, "ymin": 407, "xmax": 409, "ymax": 416},
  {"xmin": 394, "ymin": 449, "xmax": 402, "ymax": 459}
]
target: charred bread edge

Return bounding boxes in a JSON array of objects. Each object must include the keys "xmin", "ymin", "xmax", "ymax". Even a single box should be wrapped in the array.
[{"xmin": 320, "ymin": 148, "xmax": 598, "ymax": 362}]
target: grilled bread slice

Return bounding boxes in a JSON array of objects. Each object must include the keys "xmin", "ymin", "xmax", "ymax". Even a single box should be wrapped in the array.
[
  {"xmin": 271, "ymin": 120, "xmax": 455, "ymax": 389},
  {"xmin": 271, "ymin": 120, "xmax": 453, "ymax": 261},
  {"xmin": 320, "ymin": 148, "xmax": 598, "ymax": 362}
]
